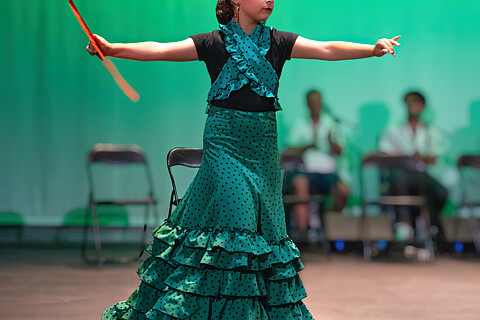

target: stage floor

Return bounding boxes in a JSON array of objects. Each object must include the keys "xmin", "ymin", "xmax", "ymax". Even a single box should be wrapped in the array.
[{"xmin": 1, "ymin": 247, "xmax": 479, "ymax": 320}]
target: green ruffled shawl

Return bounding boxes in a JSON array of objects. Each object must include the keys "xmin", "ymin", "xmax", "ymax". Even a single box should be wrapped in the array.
[{"xmin": 207, "ymin": 19, "xmax": 280, "ymax": 112}]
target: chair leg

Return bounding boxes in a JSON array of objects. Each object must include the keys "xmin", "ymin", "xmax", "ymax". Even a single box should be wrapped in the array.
[
  {"xmin": 420, "ymin": 205, "xmax": 435, "ymax": 262},
  {"xmin": 317, "ymin": 203, "xmax": 331, "ymax": 256},
  {"xmin": 140, "ymin": 204, "xmax": 151, "ymax": 257},
  {"xmin": 361, "ymin": 205, "xmax": 372, "ymax": 262},
  {"xmin": 168, "ymin": 191, "xmax": 175, "ymax": 220},
  {"xmin": 453, "ymin": 214, "xmax": 462, "ymax": 246},
  {"xmin": 91, "ymin": 204, "xmax": 103, "ymax": 267},
  {"xmin": 467, "ymin": 217, "xmax": 480, "ymax": 254},
  {"xmin": 153, "ymin": 202, "xmax": 160, "ymax": 225},
  {"xmin": 81, "ymin": 205, "xmax": 90, "ymax": 262}
]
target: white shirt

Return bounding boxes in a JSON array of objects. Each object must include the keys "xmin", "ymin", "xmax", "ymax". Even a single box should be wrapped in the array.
[
  {"xmin": 378, "ymin": 122, "xmax": 456, "ymax": 187},
  {"xmin": 378, "ymin": 122, "xmax": 444, "ymax": 157},
  {"xmin": 286, "ymin": 112, "xmax": 345, "ymax": 174}
]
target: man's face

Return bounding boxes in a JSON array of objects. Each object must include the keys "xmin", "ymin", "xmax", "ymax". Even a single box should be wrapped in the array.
[
  {"xmin": 405, "ymin": 95, "xmax": 425, "ymax": 118},
  {"xmin": 307, "ymin": 93, "xmax": 323, "ymax": 116}
]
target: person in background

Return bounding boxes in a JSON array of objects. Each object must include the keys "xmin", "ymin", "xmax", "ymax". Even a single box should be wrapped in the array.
[
  {"xmin": 378, "ymin": 91, "xmax": 447, "ymax": 247},
  {"xmin": 283, "ymin": 90, "xmax": 350, "ymax": 244}
]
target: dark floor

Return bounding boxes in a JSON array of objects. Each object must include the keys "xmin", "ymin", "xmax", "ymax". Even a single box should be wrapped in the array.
[{"xmin": 1, "ymin": 246, "xmax": 479, "ymax": 320}]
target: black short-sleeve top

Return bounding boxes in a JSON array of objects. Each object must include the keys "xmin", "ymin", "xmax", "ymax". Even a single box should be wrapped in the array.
[{"xmin": 190, "ymin": 28, "xmax": 298, "ymax": 112}]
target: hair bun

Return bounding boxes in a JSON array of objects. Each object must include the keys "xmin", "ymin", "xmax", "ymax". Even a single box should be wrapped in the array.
[{"xmin": 216, "ymin": 0, "xmax": 234, "ymax": 24}]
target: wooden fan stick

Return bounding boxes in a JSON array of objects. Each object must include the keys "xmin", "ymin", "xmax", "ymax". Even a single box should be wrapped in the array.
[{"xmin": 68, "ymin": 0, "xmax": 140, "ymax": 102}]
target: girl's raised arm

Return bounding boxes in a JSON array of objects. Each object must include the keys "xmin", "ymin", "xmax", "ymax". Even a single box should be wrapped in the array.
[
  {"xmin": 291, "ymin": 36, "xmax": 401, "ymax": 61},
  {"xmin": 87, "ymin": 34, "xmax": 198, "ymax": 62}
]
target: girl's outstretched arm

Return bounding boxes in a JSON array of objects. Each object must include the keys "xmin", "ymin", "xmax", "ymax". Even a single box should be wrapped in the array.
[
  {"xmin": 291, "ymin": 36, "xmax": 401, "ymax": 61},
  {"xmin": 86, "ymin": 34, "xmax": 198, "ymax": 62}
]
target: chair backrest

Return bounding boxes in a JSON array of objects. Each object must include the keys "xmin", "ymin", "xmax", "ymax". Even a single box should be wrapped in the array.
[
  {"xmin": 457, "ymin": 155, "xmax": 480, "ymax": 206},
  {"xmin": 458, "ymin": 155, "xmax": 480, "ymax": 169},
  {"xmin": 166, "ymin": 148, "xmax": 203, "ymax": 216},
  {"xmin": 86, "ymin": 144, "xmax": 154, "ymax": 200},
  {"xmin": 88, "ymin": 143, "xmax": 145, "ymax": 164},
  {"xmin": 167, "ymin": 148, "xmax": 203, "ymax": 169},
  {"xmin": 362, "ymin": 153, "xmax": 426, "ymax": 173}
]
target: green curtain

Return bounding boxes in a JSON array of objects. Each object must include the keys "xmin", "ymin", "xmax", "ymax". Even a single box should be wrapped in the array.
[{"xmin": 1, "ymin": 0, "xmax": 479, "ymax": 226}]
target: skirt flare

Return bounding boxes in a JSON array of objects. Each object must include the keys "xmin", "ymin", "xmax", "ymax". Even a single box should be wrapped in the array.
[{"xmin": 102, "ymin": 106, "xmax": 314, "ymax": 319}]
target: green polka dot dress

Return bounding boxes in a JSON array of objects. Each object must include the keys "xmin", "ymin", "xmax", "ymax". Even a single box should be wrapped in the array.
[{"xmin": 101, "ymin": 106, "xmax": 314, "ymax": 319}]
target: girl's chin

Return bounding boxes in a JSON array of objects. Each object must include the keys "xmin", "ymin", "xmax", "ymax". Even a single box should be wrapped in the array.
[{"xmin": 258, "ymin": 13, "xmax": 272, "ymax": 21}]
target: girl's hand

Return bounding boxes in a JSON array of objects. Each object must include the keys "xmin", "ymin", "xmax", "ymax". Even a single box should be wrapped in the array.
[
  {"xmin": 86, "ymin": 34, "xmax": 111, "ymax": 57},
  {"xmin": 373, "ymin": 36, "xmax": 401, "ymax": 57}
]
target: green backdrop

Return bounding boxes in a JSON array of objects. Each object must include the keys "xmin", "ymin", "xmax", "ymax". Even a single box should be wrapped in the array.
[{"xmin": 1, "ymin": 0, "xmax": 479, "ymax": 226}]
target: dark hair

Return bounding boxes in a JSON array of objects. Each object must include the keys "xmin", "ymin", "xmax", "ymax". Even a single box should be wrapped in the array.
[
  {"xmin": 216, "ymin": 0, "xmax": 234, "ymax": 24},
  {"xmin": 404, "ymin": 91, "xmax": 426, "ymax": 104}
]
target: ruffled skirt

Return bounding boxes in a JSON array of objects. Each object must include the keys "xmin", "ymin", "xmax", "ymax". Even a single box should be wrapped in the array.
[{"xmin": 102, "ymin": 106, "xmax": 314, "ymax": 319}]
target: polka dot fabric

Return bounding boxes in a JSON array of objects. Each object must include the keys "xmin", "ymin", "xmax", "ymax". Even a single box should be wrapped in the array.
[
  {"xmin": 102, "ymin": 106, "xmax": 314, "ymax": 319},
  {"xmin": 207, "ymin": 20, "xmax": 281, "ymax": 113}
]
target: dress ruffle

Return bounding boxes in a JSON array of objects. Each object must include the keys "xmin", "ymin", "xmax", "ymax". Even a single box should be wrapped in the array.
[
  {"xmin": 102, "ymin": 108, "xmax": 313, "ymax": 319},
  {"xmin": 223, "ymin": 24, "xmax": 277, "ymax": 100},
  {"xmin": 207, "ymin": 19, "xmax": 281, "ymax": 112},
  {"xmin": 102, "ymin": 222, "xmax": 313, "ymax": 320}
]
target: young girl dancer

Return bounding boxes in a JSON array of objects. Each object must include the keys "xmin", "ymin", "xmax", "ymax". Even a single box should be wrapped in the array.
[{"xmin": 90, "ymin": 0, "xmax": 400, "ymax": 319}]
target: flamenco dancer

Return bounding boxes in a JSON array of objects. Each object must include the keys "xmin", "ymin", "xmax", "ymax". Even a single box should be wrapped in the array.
[{"xmin": 88, "ymin": 0, "xmax": 400, "ymax": 319}]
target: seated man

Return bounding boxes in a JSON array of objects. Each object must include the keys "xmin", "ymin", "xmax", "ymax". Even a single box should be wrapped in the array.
[
  {"xmin": 378, "ymin": 91, "xmax": 447, "ymax": 246},
  {"xmin": 283, "ymin": 90, "xmax": 350, "ymax": 243}
]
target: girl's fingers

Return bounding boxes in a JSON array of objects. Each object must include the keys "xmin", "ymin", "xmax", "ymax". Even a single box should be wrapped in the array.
[
  {"xmin": 93, "ymin": 34, "xmax": 106, "ymax": 46},
  {"xmin": 376, "ymin": 48, "xmax": 390, "ymax": 57},
  {"xmin": 86, "ymin": 43, "xmax": 98, "ymax": 56},
  {"xmin": 377, "ymin": 36, "xmax": 400, "ymax": 57},
  {"xmin": 381, "ymin": 40, "xmax": 394, "ymax": 54},
  {"xmin": 391, "ymin": 36, "xmax": 401, "ymax": 52},
  {"xmin": 391, "ymin": 40, "xmax": 401, "ymax": 47},
  {"xmin": 386, "ymin": 43, "xmax": 396, "ymax": 56}
]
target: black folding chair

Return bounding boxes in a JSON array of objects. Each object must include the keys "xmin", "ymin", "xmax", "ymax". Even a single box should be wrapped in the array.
[
  {"xmin": 454, "ymin": 155, "xmax": 480, "ymax": 254},
  {"xmin": 167, "ymin": 147, "xmax": 203, "ymax": 219},
  {"xmin": 360, "ymin": 153, "xmax": 434, "ymax": 262},
  {"xmin": 82, "ymin": 143, "xmax": 158, "ymax": 266},
  {"xmin": 280, "ymin": 153, "xmax": 330, "ymax": 255}
]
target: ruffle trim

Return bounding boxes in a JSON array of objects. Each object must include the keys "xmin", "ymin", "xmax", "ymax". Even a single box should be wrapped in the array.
[
  {"xmin": 152, "ymin": 221, "xmax": 273, "ymax": 255},
  {"xmin": 149, "ymin": 221, "xmax": 301, "ymax": 272},
  {"xmin": 101, "ymin": 221, "xmax": 313, "ymax": 319},
  {"xmin": 223, "ymin": 29, "xmax": 278, "ymax": 98},
  {"xmin": 103, "ymin": 294, "xmax": 314, "ymax": 320},
  {"xmin": 206, "ymin": 19, "xmax": 281, "ymax": 112},
  {"xmin": 138, "ymin": 256, "xmax": 306, "ymax": 304},
  {"xmin": 151, "ymin": 242, "xmax": 304, "ymax": 276},
  {"xmin": 221, "ymin": 20, "xmax": 278, "ymax": 101}
]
